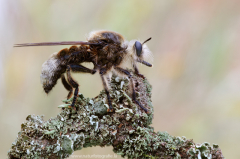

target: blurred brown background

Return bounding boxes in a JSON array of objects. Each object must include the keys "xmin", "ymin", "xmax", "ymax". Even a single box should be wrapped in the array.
[{"xmin": 1, "ymin": 0, "xmax": 240, "ymax": 158}]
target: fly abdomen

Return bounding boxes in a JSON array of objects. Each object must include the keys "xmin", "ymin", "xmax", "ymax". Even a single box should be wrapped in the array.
[
  {"xmin": 41, "ymin": 47, "xmax": 72, "ymax": 93},
  {"xmin": 40, "ymin": 45, "xmax": 91, "ymax": 94},
  {"xmin": 41, "ymin": 52, "xmax": 66, "ymax": 93}
]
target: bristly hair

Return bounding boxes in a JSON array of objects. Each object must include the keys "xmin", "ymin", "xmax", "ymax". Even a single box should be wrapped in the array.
[{"xmin": 124, "ymin": 39, "xmax": 153, "ymax": 67}]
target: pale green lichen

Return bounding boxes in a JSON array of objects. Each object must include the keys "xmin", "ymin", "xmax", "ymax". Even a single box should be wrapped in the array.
[
  {"xmin": 8, "ymin": 70, "xmax": 224, "ymax": 159},
  {"xmin": 187, "ymin": 142, "xmax": 222, "ymax": 159}
]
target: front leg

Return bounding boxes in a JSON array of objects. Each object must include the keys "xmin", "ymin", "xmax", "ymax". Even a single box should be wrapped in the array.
[
  {"xmin": 134, "ymin": 60, "xmax": 153, "ymax": 79},
  {"xmin": 133, "ymin": 63, "xmax": 145, "ymax": 79}
]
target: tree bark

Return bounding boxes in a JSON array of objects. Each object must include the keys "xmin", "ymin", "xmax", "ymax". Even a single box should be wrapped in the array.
[{"xmin": 8, "ymin": 71, "xmax": 224, "ymax": 159}]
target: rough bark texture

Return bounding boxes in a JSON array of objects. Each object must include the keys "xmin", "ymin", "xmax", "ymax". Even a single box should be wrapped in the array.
[{"xmin": 8, "ymin": 71, "xmax": 224, "ymax": 159}]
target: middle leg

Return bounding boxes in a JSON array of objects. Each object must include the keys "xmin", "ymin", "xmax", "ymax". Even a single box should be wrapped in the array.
[{"xmin": 99, "ymin": 68, "xmax": 114, "ymax": 112}]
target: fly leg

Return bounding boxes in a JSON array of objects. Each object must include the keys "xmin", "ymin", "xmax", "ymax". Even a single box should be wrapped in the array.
[
  {"xmin": 133, "ymin": 63, "xmax": 145, "ymax": 79},
  {"xmin": 61, "ymin": 74, "xmax": 73, "ymax": 99},
  {"xmin": 99, "ymin": 68, "xmax": 114, "ymax": 112},
  {"xmin": 114, "ymin": 66, "xmax": 149, "ymax": 113},
  {"xmin": 65, "ymin": 64, "xmax": 96, "ymax": 109},
  {"xmin": 134, "ymin": 60, "xmax": 153, "ymax": 79}
]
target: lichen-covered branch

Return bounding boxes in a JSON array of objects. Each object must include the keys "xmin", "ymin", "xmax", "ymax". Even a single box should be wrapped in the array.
[{"xmin": 8, "ymin": 71, "xmax": 224, "ymax": 159}]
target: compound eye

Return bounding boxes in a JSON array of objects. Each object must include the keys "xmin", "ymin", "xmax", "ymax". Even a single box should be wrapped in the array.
[{"xmin": 135, "ymin": 41, "xmax": 142, "ymax": 57}]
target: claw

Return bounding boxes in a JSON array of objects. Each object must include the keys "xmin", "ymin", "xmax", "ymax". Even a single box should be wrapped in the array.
[
  {"xmin": 71, "ymin": 106, "xmax": 76, "ymax": 111},
  {"xmin": 107, "ymin": 108, "xmax": 114, "ymax": 112},
  {"xmin": 137, "ymin": 73, "xmax": 145, "ymax": 79}
]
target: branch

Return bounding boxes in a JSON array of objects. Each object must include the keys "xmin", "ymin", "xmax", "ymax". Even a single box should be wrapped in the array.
[{"xmin": 8, "ymin": 71, "xmax": 224, "ymax": 159}]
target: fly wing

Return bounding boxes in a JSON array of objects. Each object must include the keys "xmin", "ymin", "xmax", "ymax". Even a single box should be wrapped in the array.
[{"xmin": 14, "ymin": 41, "xmax": 100, "ymax": 47}]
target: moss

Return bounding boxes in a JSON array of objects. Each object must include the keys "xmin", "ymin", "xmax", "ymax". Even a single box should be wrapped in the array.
[{"xmin": 8, "ymin": 70, "xmax": 224, "ymax": 159}]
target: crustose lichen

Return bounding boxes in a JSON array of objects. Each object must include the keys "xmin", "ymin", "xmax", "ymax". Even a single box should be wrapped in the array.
[{"xmin": 8, "ymin": 70, "xmax": 224, "ymax": 159}]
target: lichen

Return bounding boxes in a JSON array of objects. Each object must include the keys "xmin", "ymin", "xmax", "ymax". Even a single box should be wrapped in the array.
[{"xmin": 8, "ymin": 70, "xmax": 224, "ymax": 159}]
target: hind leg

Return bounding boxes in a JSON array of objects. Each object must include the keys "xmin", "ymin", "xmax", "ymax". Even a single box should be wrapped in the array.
[
  {"xmin": 133, "ymin": 63, "xmax": 145, "ymax": 79},
  {"xmin": 66, "ymin": 66, "xmax": 79, "ymax": 109},
  {"xmin": 61, "ymin": 74, "xmax": 73, "ymax": 99},
  {"xmin": 65, "ymin": 64, "xmax": 96, "ymax": 108}
]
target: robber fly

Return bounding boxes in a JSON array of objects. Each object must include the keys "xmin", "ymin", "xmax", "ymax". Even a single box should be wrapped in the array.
[{"xmin": 14, "ymin": 30, "xmax": 153, "ymax": 113}]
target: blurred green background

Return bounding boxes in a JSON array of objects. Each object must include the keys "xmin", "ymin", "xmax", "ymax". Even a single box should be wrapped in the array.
[{"xmin": 1, "ymin": 0, "xmax": 240, "ymax": 158}]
